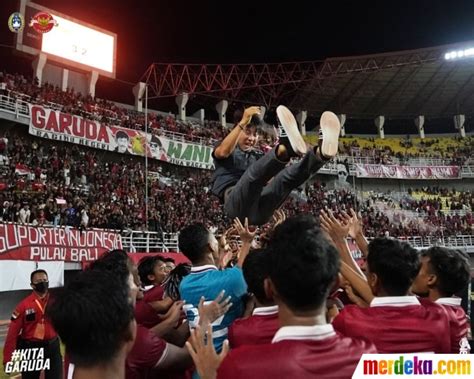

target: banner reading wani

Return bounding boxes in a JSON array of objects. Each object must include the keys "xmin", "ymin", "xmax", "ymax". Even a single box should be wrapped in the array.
[
  {"xmin": 0, "ymin": 224, "xmax": 122, "ymax": 262},
  {"xmin": 28, "ymin": 105, "xmax": 215, "ymax": 170},
  {"xmin": 355, "ymin": 164, "xmax": 461, "ymax": 180}
]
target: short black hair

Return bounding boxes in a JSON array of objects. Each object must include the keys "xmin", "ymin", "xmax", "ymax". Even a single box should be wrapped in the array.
[
  {"xmin": 233, "ymin": 109, "xmax": 262, "ymax": 127},
  {"xmin": 267, "ymin": 214, "xmax": 340, "ymax": 312},
  {"xmin": 178, "ymin": 224, "xmax": 211, "ymax": 263},
  {"xmin": 162, "ymin": 257, "xmax": 175, "ymax": 264},
  {"xmin": 138, "ymin": 256, "xmax": 164, "ymax": 286},
  {"xmin": 367, "ymin": 238, "xmax": 420, "ymax": 296},
  {"xmin": 31, "ymin": 269, "xmax": 48, "ymax": 283},
  {"xmin": 242, "ymin": 249, "xmax": 271, "ymax": 304},
  {"xmin": 150, "ymin": 135, "xmax": 163, "ymax": 147},
  {"xmin": 48, "ymin": 269, "xmax": 134, "ymax": 367},
  {"xmin": 116, "ymin": 130, "xmax": 129, "ymax": 140},
  {"xmin": 422, "ymin": 247, "xmax": 470, "ymax": 297},
  {"xmin": 163, "ymin": 263, "xmax": 192, "ymax": 301},
  {"xmin": 88, "ymin": 249, "xmax": 132, "ymax": 286}
]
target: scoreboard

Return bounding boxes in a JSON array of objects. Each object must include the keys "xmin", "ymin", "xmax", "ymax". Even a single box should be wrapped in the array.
[{"xmin": 16, "ymin": 0, "xmax": 117, "ymax": 78}]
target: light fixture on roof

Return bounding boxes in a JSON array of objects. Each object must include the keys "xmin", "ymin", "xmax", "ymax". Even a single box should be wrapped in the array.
[{"xmin": 445, "ymin": 48, "xmax": 474, "ymax": 60}]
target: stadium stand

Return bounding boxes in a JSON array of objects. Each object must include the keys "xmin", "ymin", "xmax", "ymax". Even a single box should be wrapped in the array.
[
  {"xmin": 0, "ymin": 71, "xmax": 226, "ymax": 145},
  {"xmin": 0, "ymin": 67, "xmax": 472, "ymax": 254},
  {"xmin": 303, "ymin": 135, "xmax": 474, "ymax": 166},
  {"xmin": 0, "ymin": 129, "xmax": 471, "ymax": 241},
  {"xmin": 2, "ymin": 70, "xmax": 473, "ymax": 165},
  {"xmin": 3, "ymin": 0, "xmax": 474, "ymax": 375}
]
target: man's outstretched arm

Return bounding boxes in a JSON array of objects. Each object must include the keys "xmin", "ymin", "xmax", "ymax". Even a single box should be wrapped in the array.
[{"xmin": 214, "ymin": 106, "xmax": 260, "ymax": 159}]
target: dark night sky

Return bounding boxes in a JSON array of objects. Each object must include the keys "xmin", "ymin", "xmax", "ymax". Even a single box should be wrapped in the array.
[{"xmin": 2, "ymin": 0, "xmax": 474, "ymax": 130}]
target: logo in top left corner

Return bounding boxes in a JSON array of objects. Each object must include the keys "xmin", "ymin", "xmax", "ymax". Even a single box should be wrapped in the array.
[
  {"xmin": 8, "ymin": 12, "xmax": 25, "ymax": 33},
  {"xmin": 29, "ymin": 12, "xmax": 58, "ymax": 34}
]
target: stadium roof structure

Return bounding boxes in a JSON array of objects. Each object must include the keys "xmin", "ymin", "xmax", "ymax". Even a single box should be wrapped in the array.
[{"xmin": 142, "ymin": 41, "xmax": 474, "ymax": 119}]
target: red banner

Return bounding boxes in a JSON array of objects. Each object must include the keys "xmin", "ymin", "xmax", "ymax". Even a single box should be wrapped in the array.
[
  {"xmin": 355, "ymin": 164, "xmax": 461, "ymax": 179},
  {"xmin": 28, "ymin": 104, "xmax": 214, "ymax": 170},
  {"xmin": 0, "ymin": 224, "xmax": 122, "ymax": 262}
]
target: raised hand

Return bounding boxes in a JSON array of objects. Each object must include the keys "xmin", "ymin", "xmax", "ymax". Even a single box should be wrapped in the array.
[
  {"xmin": 239, "ymin": 106, "xmax": 261, "ymax": 127},
  {"xmin": 271, "ymin": 209, "xmax": 286, "ymax": 228},
  {"xmin": 219, "ymin": 250, "xmax": 234, "ymax": 269},
  {"xmin": 233, "ymin": 217, "xmax": 256, "ymax": 244},
  {"xmin": 344, "ymin": 284, "xmax": 369, "ymax": 308},
  {"xmin": 319, "ymin": 210, "xmax": 350, "ymax": 242},
  {"xmin": 342, "ymin": 208, "xmax": 363, "ymax": 239},
  {"xmin": 186, "ymin": 324, "xmax": 229, "ymax": 379},
  {"xmin": 198, "ymin": 290, "xmax": 233, "ymax": 325},
  {"xmin": 218, "ymin": 227, "xmax": 236, "ymax": 268}
]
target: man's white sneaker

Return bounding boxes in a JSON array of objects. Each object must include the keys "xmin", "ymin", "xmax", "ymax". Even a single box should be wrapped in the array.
[
  {"xmin": 319, "ymin": 111, "xmax": 340, "ymax": 159},
  {"xmin": 276, "ymin": 105, "xmax": 307, "ymax": 157}
]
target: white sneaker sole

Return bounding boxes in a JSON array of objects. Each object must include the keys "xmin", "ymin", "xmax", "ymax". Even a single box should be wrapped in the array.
[
  {"xmin": 320, "ymin": 111, "xmax": 340, "ymax": 158},
  {"xmin": 276, "ymin": 105, "xmax": 307, "ymax": 156}
]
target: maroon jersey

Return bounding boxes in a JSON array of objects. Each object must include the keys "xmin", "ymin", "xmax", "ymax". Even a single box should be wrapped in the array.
[
  {"xmin": 228, "ymin": 305, "xmax": 279, "ymax": 348},
  {"xmin": 135, "ymin": 298, "xmax": 161, "ymax": 328},
  {"xmin": 134, "ymin": 285, "xmax": 166, "ymax": 328},
  {"xmin": 126, "ymin": 325, "xmax": 167, "ymax": 379},
  {"xmin": 333, "ymin": 296, "xmax": 451, "ymax": 353},
  {"xmin": 218, "ymin": 324, "xmax": 376, "ymax": 379},
  {"xmin": 143, "ymin": 285, "xmax": 164, "ymax": 302},
  {"xmin": 435, "ymin": 297, "xmax": 469, "ymax": 353},
  {"xmin": 3, "ymin": 292, "xmax": 57, "ymax": 364}
]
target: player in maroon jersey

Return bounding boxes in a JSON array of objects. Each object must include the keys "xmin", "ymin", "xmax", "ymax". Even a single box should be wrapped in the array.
[
  {"xmin": 48, "ymin": 264, "xmax": 137, "ymax": 379},
  {"xmin": 135, "ymin": 256, "xmax": 174, "ymax": 328},
  {"xmin": 227, "ymin": 249, "xmax": 279, "ymax": 348},
  {"xmin": 333, "ymin": 238, "xmax": 451, "ymax": 353},
  {"xmin": 411, "ymin": 246, "xmax": 471, "ymax": 353},
  {"xmin": 186, "ymin": 215, "xmax": 377, "ymax": 379}
]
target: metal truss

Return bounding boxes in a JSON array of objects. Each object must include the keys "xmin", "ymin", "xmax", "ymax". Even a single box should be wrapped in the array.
[
  {"xmin": 141, "ymin": 42, "xmax": 469, "ymax": 111},
  {"xmin": 141, "ymin": 62, "xmax": 322, "ymax": 108}
]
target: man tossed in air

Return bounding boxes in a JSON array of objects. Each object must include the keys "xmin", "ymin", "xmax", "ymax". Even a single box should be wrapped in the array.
[{"xmin": 211, "ymin": 105, "xmax": 340, "ymax": 225}]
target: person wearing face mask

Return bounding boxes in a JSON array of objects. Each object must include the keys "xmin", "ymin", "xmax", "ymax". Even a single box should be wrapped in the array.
[{"xmin": 3, "ymin": 269, "xmax": 62, "ymax": 379}]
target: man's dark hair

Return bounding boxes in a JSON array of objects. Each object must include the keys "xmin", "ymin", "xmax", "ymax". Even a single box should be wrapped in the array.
[
  {"xmin": 162, "ymin": 257, "xmax": 175, "ymax": 264},
  {"xmin": 48, "ymin": 269, "xmax": 134, "ymax": 367},
  {"xmin": 367, "ymin": 238, "xmax": 420, "ymax": 296},
  {"xmin": 88, "ymin": 249, "xmax": 132, "ymax": 286},
  {"xmin": 422, "ymin": 247, "xmax": 470, "ymax": 297},
  {"xmin": 242, "ymin": 249, "xmax": 271, "ymax": 305},
  {"xmin": 138, "ymin": 256, "xmax": 164, "ymax": 286},
  {"xmin": 267, "ymin": 214, "xmax": 339, "ymax": 312},
  {"xmin": 30, "ymin": 269, "xmax": 47, "ymax": 283},
  {"xmin": 233, "ymin": 109, "xmax": 261, "ymax": 127},
  {"xmin": 150, "ymin": 135, "xmax": 163, "ymax": 146},
  {"xmin": 115, "ymin": 130, "xmax": 129, "ymax": 140},
  {"xmin": 163, "ymin": 263, "xmax": 192, "ymax": 301},
  {"xmin": 178, "ymin": 224, "xmax": 211, "ymax": 263}
]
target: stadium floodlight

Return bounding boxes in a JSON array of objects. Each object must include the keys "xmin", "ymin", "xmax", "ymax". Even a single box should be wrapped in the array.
[{"xmin": 445, "ymin": 48, "xmax": 474, "ymax": 60}]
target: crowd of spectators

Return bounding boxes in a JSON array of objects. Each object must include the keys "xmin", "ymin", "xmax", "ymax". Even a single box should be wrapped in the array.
[
  {"xmin": 0, "ymin": 131, "xmax": 472, "ymax": 238},
  {"xmin": 339, "ymin": 136, "xmax": 473, "ymax": 165},
  {"xmin": 0, "ymin": 70, "xmax": 473, "ymax": 238},
  {"xmin": 1, "ymin": 71, "xmax": 226, "ymax": 145},
  {"xmin": 2, "ymin": 70, "xmax": 474, "ymax": 164},
  {"xmin": 361, "ymin": 189, "xmax": 473, "ymax": 238}
]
